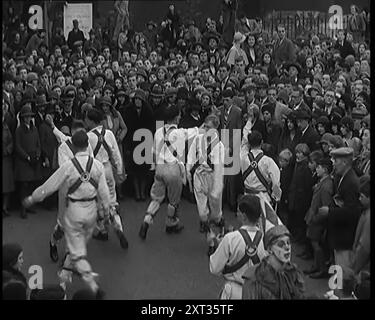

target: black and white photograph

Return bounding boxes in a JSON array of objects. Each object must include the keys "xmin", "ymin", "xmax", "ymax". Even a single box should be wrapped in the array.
[{"xmin": 2, "ymin": 0, "xmax": 371, "ymax": 304}]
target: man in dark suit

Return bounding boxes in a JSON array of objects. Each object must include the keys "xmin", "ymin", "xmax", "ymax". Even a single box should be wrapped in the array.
[
  {"xmin": 291, "ymin": 86, "xmax": 309, "ymax": 112},
  {"xmin": 219, "ymin": 89, "xmax": 243, "ymax": 211},
  {"xmin": 294, "ymin": 109, "xmax": 320, "ymax": 151},
  {"xmin": 334, "ymin": 29, "xmax": 355, "ymax": 59},
  {"xmin": 179, "ymin": 101, "xmax": 203, "ymax": 129},
  {"xmin": 67, "ymin": 20, "xmax": 86, "ymax": 51},
  {"xmin": 273, "ymin": 24, "xmax": 296, "ymax": 67},
  {"xmin": 317, "ymin": 148, "xmax": 361, "ymax": 270}
]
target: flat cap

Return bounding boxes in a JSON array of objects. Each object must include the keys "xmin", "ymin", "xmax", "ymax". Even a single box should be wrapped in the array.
[
  {"xmin": 99, "ymin": 96, "xmax": 112, "ymax": 106},
  {"xmin": 329, "ymin": 147, "xmax": 354, "ymax": 158},
  {"xmin": 264, "ymin": 225, "xmax": 290, "ymax": 249},
  {"xmin": 222, "ymin": 88, "xmax": 234, "ymax": 98}
]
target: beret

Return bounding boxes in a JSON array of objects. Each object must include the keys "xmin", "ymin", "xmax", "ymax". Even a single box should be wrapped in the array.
[{"xmin": 264, "ymin": 225, "xmax": 290, "ymax": 249}]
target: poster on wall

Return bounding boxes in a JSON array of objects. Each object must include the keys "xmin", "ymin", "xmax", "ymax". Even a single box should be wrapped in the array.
[{"xmin": 63, "ymin": 3, "xmax": 93, "ymax": 40}]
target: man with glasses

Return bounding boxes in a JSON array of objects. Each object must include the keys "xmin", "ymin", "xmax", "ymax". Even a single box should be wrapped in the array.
[{"xmin": 274, "ymin": 24, "xmax": 296, "ymax": 67}]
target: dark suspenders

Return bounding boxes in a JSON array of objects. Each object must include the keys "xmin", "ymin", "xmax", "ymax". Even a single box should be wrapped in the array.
[
  {"xmin": 163, "ymin": 127, "xmax": 178, "ymax": 157},
  {"xmin": 93, "ymin": 127, "xmax": 112, "ymax": 158},
  {"xmin": 67, "ymin": 157, "xmax": 98, "ymax": 197},
  {"xmin": 242, "ymin": 151, "xmax": 272, "ymax": 196},
  {"xmin": 222, "ymin": 229, "xmax": 262, "ymax": 274},
  {"xmin": 65, "ymin": 139, "xmax": 75, "ymax": 155},
  {"xmin": 191, "ymin": 135, "xmax": 219, "ymax": 175}
]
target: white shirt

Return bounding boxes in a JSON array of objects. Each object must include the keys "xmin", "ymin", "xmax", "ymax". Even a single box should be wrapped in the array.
[
  {"xmin": 210, "ymin": 225, "xmax": 267, "ymax": 284},
  {"xmin": 31, "ymin": 151, "xmax": 110, "ymax": 211},
  {"xmin": 186, "ymin": 132, "xmax": 225, "ymax": 196},
  {"xmin": 154, "ymin": 124, "xmax": 199, "ymax": 165},
  {"xmin": 88, "ymin": 125, "xmax": 123, "ymax": 175},
  {"xmin": 240, "ymin": 145, "xmax": 281, "ymax": 195}
]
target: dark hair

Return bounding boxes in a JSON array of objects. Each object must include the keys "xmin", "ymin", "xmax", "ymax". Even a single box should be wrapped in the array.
[
  {"xmin": 72, "ymin": 130, "xmax": 89, "ymax": 149},
  {"xmin": 218, "ymin": 62, "xmax": 229, "ymax": 71},
  {"xmin": 308, "ymin": 150, "xmax": 324, "ymax": 164},
  {"xmin": 238, "ymin": 195, "xmax": 261, "ymax": 223},
  {"xmin": 71, "ymin": 120, "xmax": 86, "ymax": 131},
  {"xmin": 247, "ymin": 130, "xmax": 263, "ymax": 148},
  {"xmin": 86, "ymin": 108, "xmax": 103, "ymax": 124}
]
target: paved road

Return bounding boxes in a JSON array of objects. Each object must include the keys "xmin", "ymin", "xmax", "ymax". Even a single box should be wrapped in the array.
[{"xmin": 3, "ymin": 197, "xmax": 329, "ymax": 299}]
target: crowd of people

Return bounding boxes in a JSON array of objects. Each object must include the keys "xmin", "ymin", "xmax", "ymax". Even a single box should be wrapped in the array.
[{"xmin": 2, "ymin": 2, "xmax": 371, "ymax": 300}]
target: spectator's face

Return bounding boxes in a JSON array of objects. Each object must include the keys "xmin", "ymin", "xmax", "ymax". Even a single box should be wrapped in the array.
[
  {"xmin": 124, "ymin": 62, "xmax": 131, "ymax": 73},
  {"xmin": 289, "ymin": 66, "xmax": 298, "ymax": 77},
  {"xmin": 57, "ymin": 76, "xmax": 65, "ymax": 88},
  {"xmin": 338, "ymin": 31, "xmax": 345, "ymax": 41},
  {"xmin": 200, "ymin": 52, "xmax": 208, "ymax": 63},
  {"xmin": 94, "ymin": 88, "xmax": 101, "ymax": 99},
  {"xmin": 263, "ymin": 53, "xmax": 271, "ymax": 65},
  {"xmin": 335, "ymin": 81, "xmax": 344, "ymax": 93},
  {"xmin": 202, "ymin": 69, "xmax": 210, "ymax": 81},
  {"xmin": 324, "ymin": 91, "xmax": 335, "ymax": 105},
  {"xmin": 122, "ymin": 51, "xmax": 130, "ymax": 61},
  {"xmin": 105, "ymin": 69, "xmax": 114, "ymax": 80},
  {"xmin": 186, "ymin": 70, "xmax": 194, "ymax": 83},
  {"xmin": 277, "ymin": 27, "xmax": 286, "ymax": 39},
  {"xmin": 149, "ymin": 74, "xmax": 157, "ymax": 83},
  {"xmin": 314, "ymin": 64, "xmax": 322, "ymax": 74},
  {"xmin": 95, "ymin": 77, "xmax": 104, "ymax": 88},
  {"xmin": 181, "ymin": 61, "xmax": 189, "ymax": 71},
  {"xmin": 176, "ymin": 54, "xmax": 183, "ymax": 64},
  {"xmin": 290, "ymin": 90, "xmax": 301, "ymax": 105},
  {"xmin": 332, "ymin": 157, "xmax": 347, "ymax": 175},
  {"xmin": 202, "ymin": 95, "xmax": 210, "ymax": 106},
  {"xmin": 247, "ymin": 36, "xmax": 256, "ymax": 47},
  {"xmin": 112, "ymin": 61, "xmax": 119, "ymax": 72},
  {"xmin": 208, "ymin": 39, "xmax": 217, "ymax": 48},
  {"xmin": 191, "ymin": 55, "xmax": 199, "ymax": 67},
  {"xmin": 136, "ymin": 60, "xmax": 144, "ymax": 68},
  {"xmin": 78, "ymin": 88, "xmax": 86, "ymax": 101},
  {"xmin": 54, "ymin": 87, "xmax": 62, "ymax": 96},
  {"xmin": 192, "ymin": 79, "xmax": 200, "ymax": 89},
  {"xmin": 346, "ymin": 33, "xmax": 353, "ymax": 43},
  {"xmin": 279, "ymin": 156, "xmax": 289, "ymax": 169},
  {"xmin": 157, "ymin": 69, "xmax": 166, "ymax": 80},
  {"xmin": 354, "ymin": 84, "xmax": 363, "ymax": 96},
  {"xmin": 321, "ymin": 42, "xmax": 328, "ymax": 51},
  {"xmin": 98, "ymin": 55, "xmax": 105, "ymax": 64},
  {"xmin": 306, "ymin": 57, "xmax": 313, "ymax": 68},
  {"xmin": 104, "ymin": 89, "xmax": 113, "ymax": 98},
  {"xmin": 89, "ymin": 66, "xmax": 96, "ymax": 76},
  {"xmin": 314, "ymin": 45, "xmax": 321, "ymax": 55},
  {"xmin": 322, "ymin": 75, "xmax": 331, "ymax": 87},
  {"xmin": 115, "ymin": 79, "xmax": 122, "ymax": 89},
  {"xmin": 150, "ymin": 52, "xmax": 157, "ymax": 64},
  {"xmin": 129, "ymin": 76, "xmax": 137, "ymax": 89},
  {"xmin": 223, "ymin": 97, "xmax": 232, "ymax": 108},
  {"xmin": 218, "ymin": 66, "xmax": 228, "ymax": 80},
  {"xmin": 130, "ymin": 54, "xmax": 137, "ymax": 64},
  {"xmin": 362, "ymin": 128, "xmax": 370, "ymax": 149},
  {"xmin": 263, "ymin": 110, "xmax": 271, "ymax": 123},
  {"xmin": 286, "ymin": 119, "xmax": 295, "ymax": 131},
  {"xmin": 268, "ymin": 89, "xmax": 277, "ymax": 104},
  {"xmin": 364, "ymin": 50, "xmax": 370, "ymax": 60},
  {"xmin": 317, "ymin": 123, "xmax": 326, "ymax": 135},
  {"xmin": 236, "ymin": 60, "xmax": 245, "ymax": 72}
]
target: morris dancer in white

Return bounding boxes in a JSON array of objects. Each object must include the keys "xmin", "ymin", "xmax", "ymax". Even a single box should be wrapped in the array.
[
  {"xmin": 23, "ymin": 131, "xmax": 110, "ymax": 296},
  {"xmin": 187, "ymin": 114, "xmax": 225, "ymax": 256}
]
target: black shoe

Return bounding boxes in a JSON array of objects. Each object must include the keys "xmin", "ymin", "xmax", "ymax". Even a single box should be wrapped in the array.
[
  {"xmin": 49, "ymin": 241, "xmax": 59, "ymax": 263},
  {"xmin": 207, "ymin": 246, "xmax": 216, "ymax": 256},
  {"xmin": 309, "ymin": 271, "xmax": 330, "ymax": 279},
  {"xmin": 139, "ymin": 222, "xmax": 149, "ymax": 240},
  {"xmin": 166, "ymin": 224, "xmax": 184, "ymax": 234},
  {"xmin": 20, "ymin": 209, "xmax": 28, "ymax": 219},
  {"xmin": 92, "ymin": 232, "xmax": 109, "ymax": 241},
  {"xmin": 116, "ymin": 229, "xmax": 129, "ymax": 249}
]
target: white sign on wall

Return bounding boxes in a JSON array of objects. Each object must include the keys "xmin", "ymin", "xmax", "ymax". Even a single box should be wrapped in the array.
[{"xmin": 63, "ymin": 3, "xmax": 93, "ymax": 40}]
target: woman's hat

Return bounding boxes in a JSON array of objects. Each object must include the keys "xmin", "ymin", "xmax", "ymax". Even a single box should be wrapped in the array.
[
  {"xmin": 233, "ymin": 32, "xmax": 246, "ymax": 44},
  {"xmin": 116, "ymin": 90, "xmax": 127, "ymax": 98},
  {"xmin": 150, "ymin": 84, "xmax": 164, "ymax": 98},
  {"xmin": 134, "ymin": 89, "xmax": 146, "ymax": 102},
  {"xmin": 264, "ymin": 225, "xmax": 291, "ymax": 249},
  {"xmin": 99, "ymin": 96, "xmax": 112, "ymax": 106},
  {"xmin": 284, "ymin": 61, "xmax": 301, "ymax": 74},
  {"xmin": 19, "ymin": 105, "xmax": 35, "ymax": 118}
]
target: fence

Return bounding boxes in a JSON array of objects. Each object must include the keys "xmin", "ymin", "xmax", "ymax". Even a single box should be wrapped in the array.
[{"xmin": 262, "ymin": 12, "xmax": 350, "ymax": 40}]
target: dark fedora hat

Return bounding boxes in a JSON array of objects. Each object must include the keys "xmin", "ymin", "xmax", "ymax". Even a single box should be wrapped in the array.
[{"xmin": 19, "ymin": 105, "xmax": 35, "ymax": 118}]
